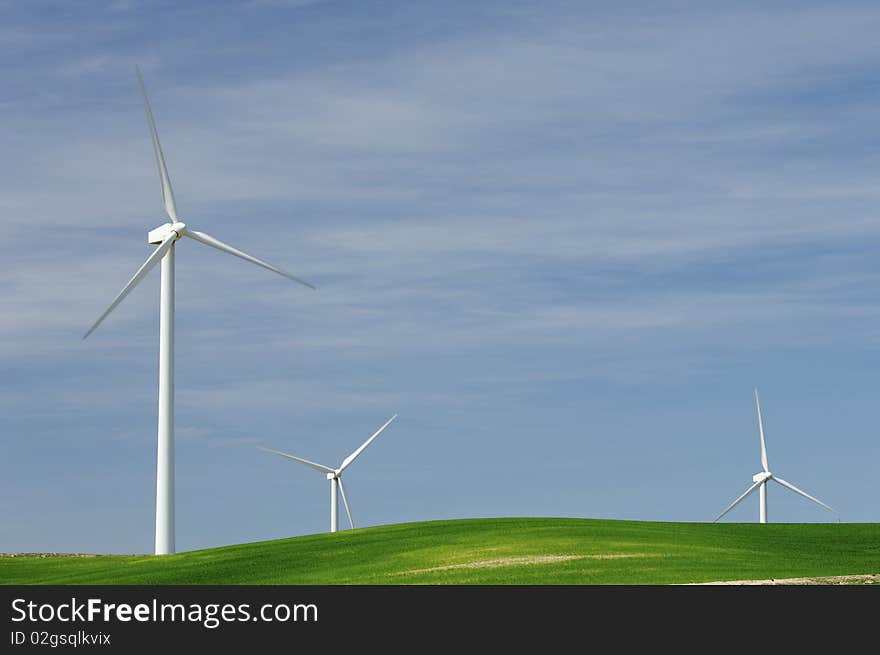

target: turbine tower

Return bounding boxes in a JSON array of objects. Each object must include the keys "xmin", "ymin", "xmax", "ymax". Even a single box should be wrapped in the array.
[
  {"xmin": 83, "ymin": 67, "xmax": 315, "ymax": 555},
  {"xmin": 259, "ymin": 414, "xmax": 398, "ymax": 532},
  {"xmin": 714, "ymin": 389, "xmax": 837, "ymax": 524}
]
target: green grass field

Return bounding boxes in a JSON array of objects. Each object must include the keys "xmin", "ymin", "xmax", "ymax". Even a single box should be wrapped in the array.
[{"xmin": 2, "ymin": 518, "xmax": 879, "ymax": 585}]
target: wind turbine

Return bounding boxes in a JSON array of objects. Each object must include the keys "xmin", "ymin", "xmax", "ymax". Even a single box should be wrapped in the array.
[
  {"xmin": 714, "ymin": 389, "xmax": 837, "ymax": 524},
  {"xmin": 83, "ymin": 67, "xmax": 315, "ymax": 555},
  {"xmin": 259, "ymin": 414, "xmax": 398, "ymax": 532}
]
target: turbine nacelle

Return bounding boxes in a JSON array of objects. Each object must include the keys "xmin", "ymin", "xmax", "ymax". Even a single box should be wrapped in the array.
[
  {"xmin": 752, "ymin": 471, "xmax": 772, "ymax": 483},
  {"xmin": 327, "ymin": 471, "xmax": 340, "ymax": 481},
  {"xmin": 148, "ymin": 222, "xmax": 187, "ymax": 244}
]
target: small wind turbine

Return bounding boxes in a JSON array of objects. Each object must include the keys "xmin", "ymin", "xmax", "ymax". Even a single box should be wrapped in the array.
[
  {"xmin": 259, "ymin": 414, "xmax": 398, "ymax": 532},
  {"xmin": 714, "ymin": 389, "xmax": 837, "ymax": 524},
  {"xmin": 83, "ymin": 67, "xmax": 315, "ymax": 555}
]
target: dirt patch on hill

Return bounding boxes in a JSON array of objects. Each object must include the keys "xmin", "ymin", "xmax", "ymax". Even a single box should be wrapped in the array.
[
  {"xmin": 0, "ymin": 553, "xmax": 107, "ymax": 558},
  {"xmin": 397, "ymin": 553, "xmax": 656, "ymax": 575},
  {"xmin": 686, "ymin": 573, "xmax": 880, "ymax": 585}
]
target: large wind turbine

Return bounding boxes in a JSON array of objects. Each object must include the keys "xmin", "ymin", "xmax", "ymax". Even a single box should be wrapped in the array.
[
  {"xmin": 714, "ymin": 389, "xmax": 836, "ymax": 524},
  {"xmin": 83, "ymin": 67, "xmax": 315, "ymax": 555},
  {"xmin": 259, "ymin": 414, "xmax": 398, "ymax": 532}
]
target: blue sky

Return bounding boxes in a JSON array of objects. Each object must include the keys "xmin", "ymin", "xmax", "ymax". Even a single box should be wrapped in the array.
[{"xmin": 1, "ymin": 0, "xmax": 879, "ymax": 554}]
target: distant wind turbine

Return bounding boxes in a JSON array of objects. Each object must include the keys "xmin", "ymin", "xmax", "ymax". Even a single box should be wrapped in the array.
[
  {"xmin": 83, "ymin": 67, "xmax": 315, "ymax": 555},
  {"xmin": 714, "ymin": 389, "xmax": 837, "ymax": 524},
  {"xmin": 259, "ymin": 414, "xmax": 398, "ymax": 532}
]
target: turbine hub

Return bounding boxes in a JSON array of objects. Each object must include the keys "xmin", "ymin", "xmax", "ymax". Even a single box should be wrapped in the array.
[
  {"xmin": 752, "ymin": 471, "xmax": 772, "ymax": 483},
  {"xmin": 147, "ymin": 222, "xmax": 187, "ymax": 244},
  {"xmin": 327, "ymin": 472, "xmax": 338, "ymax": 481}
]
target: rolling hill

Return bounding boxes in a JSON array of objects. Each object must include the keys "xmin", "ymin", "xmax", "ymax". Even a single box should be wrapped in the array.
[{"xmin": 3, "ymin": 517, "xmax": 879, "ymax": 585}]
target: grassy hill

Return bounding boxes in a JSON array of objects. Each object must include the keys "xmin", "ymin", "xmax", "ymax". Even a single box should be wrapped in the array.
[{"xmin": 2, "ymin": 518, "xmax": 879, "ymax": 585}]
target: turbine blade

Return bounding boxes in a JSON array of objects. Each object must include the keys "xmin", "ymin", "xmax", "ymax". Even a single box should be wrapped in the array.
[
  {"xmin": 184, "ymin": 230, "xmax": 315, "ymax": 289},
  {"xmin": 713, "ymin": 480, "xmax": 762, "ymax": 522},
  {"xmin": 83, "ymin": 235, "xmax": 175, "ymax": 339},
  {"xmin": 337, "ymin": 477, "xmax": 354, "ymax": 529},
  {"xmin": 773, "ymin": 477, "xmax": 836, "ymax": 515},
  {"xmin": 136, "ymin": 66, "xmax": 178, "ymax": 222},
  {"xmin": 339, "ymin": 414, "xmax": 398, "ymax": 472},
  {"xmin": 257, "ymin": 446, "xmax": 334, "ymax": 474},
  {"xmin": 755, "ymin": 388, "xmax": 769, "ymax": 472}
]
